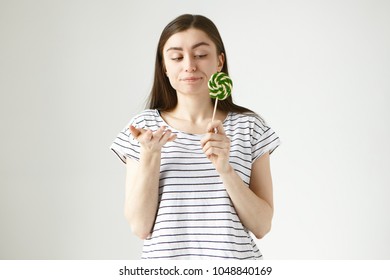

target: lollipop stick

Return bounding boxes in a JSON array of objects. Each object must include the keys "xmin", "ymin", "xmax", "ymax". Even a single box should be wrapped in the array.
[
  {"xmin": 211, "ymin": 99, "xmax": 218, "ymax": 133},
  {"xmin": 211, "ymin": 98, "xmax": 218, "ymax": 122}
]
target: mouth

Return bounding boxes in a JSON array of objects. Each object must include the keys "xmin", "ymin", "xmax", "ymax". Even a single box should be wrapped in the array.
[{"xmin": 180, "ymin": 77, "xmax": 203, "ymax": 82}]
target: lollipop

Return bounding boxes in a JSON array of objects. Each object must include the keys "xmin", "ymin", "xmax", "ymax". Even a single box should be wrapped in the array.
[{"xmin": 208, "ymin": 72, "xmax": 233, "ymax": 122}]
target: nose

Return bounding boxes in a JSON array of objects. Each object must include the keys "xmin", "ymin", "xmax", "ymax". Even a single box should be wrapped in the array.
[{"xmin": 184, "ymin": 56, "xmax": 196, "ymax": 72}]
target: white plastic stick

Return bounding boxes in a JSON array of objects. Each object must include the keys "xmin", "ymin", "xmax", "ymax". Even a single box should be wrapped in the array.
[{"xmin": 211, "ymin": 98, "xmax": 218, "ymax": 122}]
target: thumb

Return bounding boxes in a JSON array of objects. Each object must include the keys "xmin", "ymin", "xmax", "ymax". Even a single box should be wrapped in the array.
[
  {"xmin": 129, "ymin": 125, "xmax": 141, "ymax": 139},
  {"xmin": 207, "ymin": 120, "xmax": 225, "ymax": 134}
]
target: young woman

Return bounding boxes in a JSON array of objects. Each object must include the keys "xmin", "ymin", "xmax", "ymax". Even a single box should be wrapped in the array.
[{"xmin": 111, "ymin": 14, "xmax": 280, "ymax": 260}]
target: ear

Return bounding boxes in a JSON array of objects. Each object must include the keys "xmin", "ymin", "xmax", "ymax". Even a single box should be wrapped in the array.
[{"xmin": 217, "ymin": 52, "xmax": 225, "ymax": 71}]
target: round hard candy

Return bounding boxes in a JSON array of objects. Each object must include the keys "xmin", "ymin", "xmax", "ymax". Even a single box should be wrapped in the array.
[{"xmin": 208, "ymin": 72, "xmax": 233, "ymax": 100}]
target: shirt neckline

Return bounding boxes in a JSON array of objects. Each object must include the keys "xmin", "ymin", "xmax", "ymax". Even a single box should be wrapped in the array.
[{"xmin": 155, "ymin": 109, "xmax": 232, "ymax": 137}]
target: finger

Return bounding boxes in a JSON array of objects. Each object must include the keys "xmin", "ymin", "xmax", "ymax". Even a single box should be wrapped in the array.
[
  {"xmin": 207, "ymin": 120, "xmax": 225, "ymax": 135},
  {"xmin": 129, "ymin": 125, "xmax": 142, "ymax": 139},
  {"xmin": 130, "ymin": 126, "xmax": 153, "ymax": 142},
  {"xmin": 159, "ymin": 129, "xmax": 173, "ymax": 144},
  {"xmin": 200, "ymin": 133, "xmax": 224, "ymax": 147},
  {"xmin": 167, "ymin": 134, "xmax": 177, "ymax": 142},
  {"xmin": 202, "ymin": 140, "xmax": 229, "ymax": 153},
  {"xmin": 153, "ymin": 126, "xmax": 167, "ymax": 141},
  {"xmin": 161, "ymin": 130, "xmax": 178, "ymax": 144},
  {"xmin": 203, "ymin": 146, "xmax": 226, "ymax": 157}
]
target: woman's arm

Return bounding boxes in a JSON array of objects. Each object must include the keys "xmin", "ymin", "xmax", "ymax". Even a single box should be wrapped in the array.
[
  {"xmin": 201, "ymin": 121, "xmax": 274, "ymax": 239},
  {"xmin": 124, "ymin": 125, "xmax": 176, "ymax": 239},
  {"xmin": 219, "ymin": 153, "xmax": 274, "ymax": 239}
]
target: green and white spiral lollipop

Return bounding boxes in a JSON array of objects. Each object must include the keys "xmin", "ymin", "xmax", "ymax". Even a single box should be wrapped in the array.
[
  {"xmin": 208, "ymin": 72, "xmax": 233, "ymax": 122},
  {"xmin": 208, "ymin": 72, "xmax": 233, "ymax": 100}
]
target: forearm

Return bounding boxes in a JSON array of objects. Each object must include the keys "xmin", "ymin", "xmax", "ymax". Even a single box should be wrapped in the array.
[
  {"xmin": 125, "ymin": 150, "xmax": 161, "ymax": 239},
  {"xmin": 220, "ymin": 165, "xmax": 274, "ymax": 239}
]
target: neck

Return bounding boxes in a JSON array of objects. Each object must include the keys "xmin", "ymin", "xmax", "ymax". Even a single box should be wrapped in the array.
[{"xmin": 169, "ymin": 94, "xmax": 215, "ymax": 123}]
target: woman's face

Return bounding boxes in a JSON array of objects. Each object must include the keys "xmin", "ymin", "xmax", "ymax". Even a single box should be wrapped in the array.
[{"xmin": 163, "ymin": 28, "xmax": 224, "ymax": 97}]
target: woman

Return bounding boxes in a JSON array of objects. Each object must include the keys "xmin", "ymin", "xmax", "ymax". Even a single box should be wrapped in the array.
[{"xmin": 111, "ymin": 14, "xmax": 280, "ymax": 259}]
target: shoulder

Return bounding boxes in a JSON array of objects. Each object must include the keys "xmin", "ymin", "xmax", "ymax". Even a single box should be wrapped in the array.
[
  {"xmin": 131, "ymin": 109, "xmax": 159, "ymax": 123},
  {"xmin": 227, "ymin": 112, "xmax": 269, "ymax": 131},
  {"xmin": 130, "ymin": 109, "xmax": 162, "ymax": 128}
]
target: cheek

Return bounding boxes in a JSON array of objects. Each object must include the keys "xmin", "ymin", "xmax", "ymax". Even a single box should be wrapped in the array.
[
  {"xmin": 199, "ymin": 59, "xmax": 220, "ymax": 72},
  {"xmin": 164, "ymin": 67, "xmax": 178, "ymax": 88},
  {"xmin": 166, "ymin": 68, "xmax": 178, "ymax": 83},
  {"xmin": 164, "ymin": 60, "xmax": 177, "ymax": 76}
]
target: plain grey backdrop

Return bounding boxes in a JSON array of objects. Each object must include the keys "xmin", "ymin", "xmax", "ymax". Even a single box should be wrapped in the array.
[{"xmin": 1, "ymin": 0, "xmax": 389, "ymax": 259}]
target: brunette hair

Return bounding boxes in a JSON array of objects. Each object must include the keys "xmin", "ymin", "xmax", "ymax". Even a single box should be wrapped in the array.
[{"xmin": 147, "ymin": 14, "xmax": 254, "ymax": 114}]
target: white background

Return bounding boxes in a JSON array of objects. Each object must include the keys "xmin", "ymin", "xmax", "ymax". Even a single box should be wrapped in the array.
[{"xmin": 1, "ymin": 0, "xmax": 389, "ymax": 259}]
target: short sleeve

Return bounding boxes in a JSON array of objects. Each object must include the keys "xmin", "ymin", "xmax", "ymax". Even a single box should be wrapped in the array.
[
  {"xmin": 251, "ymin": 115, "xmax": 281, "ymax": 162},
  {"xmin": 110, "ymin": 117, "xmax": 143, "ymax": 164}
]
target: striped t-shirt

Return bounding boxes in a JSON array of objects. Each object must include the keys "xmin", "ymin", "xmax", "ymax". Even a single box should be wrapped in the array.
[{"xmin": 110, "ymin": 109, "xmax": 280, "ymax": 260}]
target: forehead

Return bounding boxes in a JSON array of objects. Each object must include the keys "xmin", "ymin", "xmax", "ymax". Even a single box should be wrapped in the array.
[{"xmin": 163, "ymin": 28, "xmax": 216, "ymax": 51}]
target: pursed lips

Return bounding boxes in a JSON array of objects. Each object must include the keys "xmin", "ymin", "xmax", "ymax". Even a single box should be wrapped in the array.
[{"xmin": 180, "ymin": 76, "xmax": 203, "ymax": 82}]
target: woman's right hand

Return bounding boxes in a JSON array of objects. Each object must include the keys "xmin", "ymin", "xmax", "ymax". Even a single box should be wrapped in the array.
[
  {"xmin": 129, "ymin": 125, "xmax": 177, "ymax": 153},
  {"xmin": 126, "ymin": 125, "xmax": 175, "ymax": 239}
]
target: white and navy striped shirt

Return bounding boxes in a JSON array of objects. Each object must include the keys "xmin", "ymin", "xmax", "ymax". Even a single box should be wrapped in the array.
[{"xmin": 111, "ymin": 109, "xmax": 280, "ymax": 260}]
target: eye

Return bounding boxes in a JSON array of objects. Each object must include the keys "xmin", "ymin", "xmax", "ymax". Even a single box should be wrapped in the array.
[
  {"xmin": 171, "ymin": 57, "xmax": 183, "ymax": 61},
  {"xmin": 195, "ymin": 54, "xmax": 207, "ymax": 59}
]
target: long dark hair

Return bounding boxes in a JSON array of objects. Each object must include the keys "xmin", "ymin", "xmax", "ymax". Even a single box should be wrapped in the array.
[{"xmin": 147, "ymin": 14, "xmax": 254, "ymax": 114}]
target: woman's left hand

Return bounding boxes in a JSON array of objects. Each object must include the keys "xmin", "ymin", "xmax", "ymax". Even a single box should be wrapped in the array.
[{"xmin": 200, "ymin": 120, "xmax": 232, "ymax": 174}]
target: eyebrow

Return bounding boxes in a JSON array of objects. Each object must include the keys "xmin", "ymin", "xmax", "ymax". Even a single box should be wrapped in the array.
[{"xmin": 166, "ymin": 42, "xmax": 210, "ymax": 52}]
